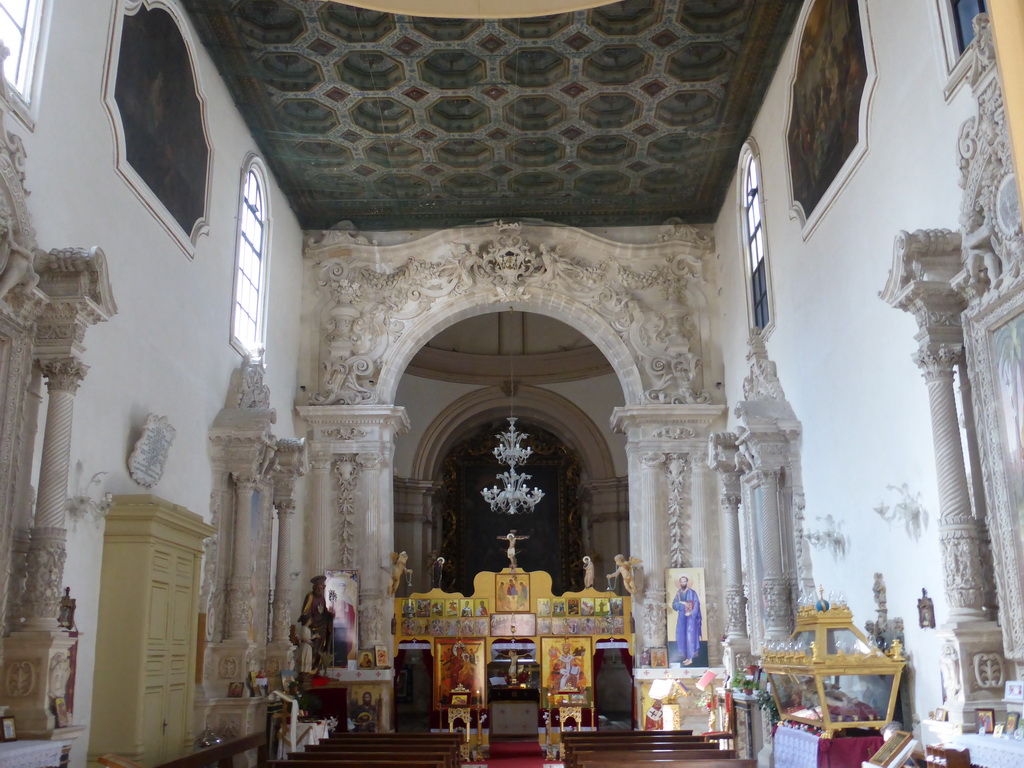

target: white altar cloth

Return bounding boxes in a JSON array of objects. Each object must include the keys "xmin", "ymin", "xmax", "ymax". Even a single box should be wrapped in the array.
[
  {"xmin": 0, "ymin": 741, "xmax": 65, "ymax": 768},
  {"xmin": 952, "ymin": 733, "xmax": 1024, "ymax": 768}
]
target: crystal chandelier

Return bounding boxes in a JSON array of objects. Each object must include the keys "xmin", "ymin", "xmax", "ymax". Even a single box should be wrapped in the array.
[{"xmin": 482, "ymin": 416, "xmax": 545, "ymax": 515}]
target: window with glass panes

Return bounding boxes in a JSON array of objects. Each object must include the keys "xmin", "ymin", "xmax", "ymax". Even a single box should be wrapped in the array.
[
  {"xmin": 744, "ymin": 157, "xmax": 769, "ymax": 330},
  {"xmin": 234, "ymin": 169, "xmax": 266, "ymax": 353},
  {"xmin": 952, "ymin": 0, "xmax": 986, "ymax": 52},
  {"xmin": 0, "ymin": 0, "xmax": 40, "ymax": 94}
]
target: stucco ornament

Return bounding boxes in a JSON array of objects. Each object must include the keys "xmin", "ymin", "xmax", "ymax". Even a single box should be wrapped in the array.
[
  {"xmin": 307, "ymin": 221, "xmax": 712, "ymax": 407},
  {"xmin": 218, "ymin": 656, "xmax": 238, "ymax": 680},
  {"xmin": 665, "ymin": 454, "xmax": 691, "ymax": 568},
  {"xmin": 5, "ymin": 660, "xmax": 35, "ymax": 697},
  {"xmin": 973, "ymin": 652, "xmax": 1004, "ymax": 688}
]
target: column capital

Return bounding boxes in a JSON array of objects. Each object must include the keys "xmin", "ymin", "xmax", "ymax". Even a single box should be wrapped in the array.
[
  {"xmin": 38, "ymin": 357, "xmax": 88, "ymax": 394},
  {"xmin": 913, "ymin": 346, "xmax": 964, "ymax": 380}
]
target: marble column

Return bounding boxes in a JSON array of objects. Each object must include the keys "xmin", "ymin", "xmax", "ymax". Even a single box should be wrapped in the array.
[
  {"xmin": 307, "ymin": 455, "xmax": 333, "ymax": 578},
  {"xmin": 915, "ymin": 347, "xmax": 986, "ymax": 621},
  {"xmin": 227, "ymin": 475, "xmax": 256, "ymax": 639},
  {"xmin": 750, "ymin": 466, "xmax": 790, "ymax": 641},
  {"xmin": 23, "ymin": 358, "xmax": 87, "ymax": 630},
  {"xmin": 271, "ymin": 500, "xmax": 295, "ymax": 643}
]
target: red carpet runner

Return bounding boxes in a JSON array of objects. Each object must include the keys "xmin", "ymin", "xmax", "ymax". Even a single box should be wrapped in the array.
[{"xmin": 485, "ymin": 739, "xmax": 554, "ymax": 768}]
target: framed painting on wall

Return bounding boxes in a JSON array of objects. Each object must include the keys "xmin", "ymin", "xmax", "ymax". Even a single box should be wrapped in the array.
[
  {"xmin": 490, "ymin": 613, "xmax": 536, "ymax": 637},
  {"xmin": 435, "ymin": 638, "xmax": 485, "ymax": 708},
  {"xmin": 665, "ymin": 567, "xmax": 708, "ymax": 667},
  {"xmin": 785, "ymin": 0, "xmax": 874, "ymax": 231}
]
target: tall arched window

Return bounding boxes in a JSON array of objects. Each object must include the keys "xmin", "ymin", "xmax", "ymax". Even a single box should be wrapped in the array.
[
  {"xmin": 232, "ymin": 161, "xmax": 269, "ymax": 356},
  {"xmin": 740, "ymin": 144, "xmax": 772, "ymax": 331},
  {"xmin": 0, "ymin": 0, "xmax": 49, "ymax": 100}
]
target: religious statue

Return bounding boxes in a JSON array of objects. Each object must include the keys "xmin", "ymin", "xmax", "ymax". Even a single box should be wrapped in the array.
[
  {"xmin": 429, "ymin": 552, "xmax": 445, "ymax": 590},
  {"xmin": 607, "ymin": 554, "xmax": 642, "ymax": 595},
  {"xmin": 498, "ymin": 530, "xmax": 529, "ymax": 572},
  {"xmin": 582, "ymin": 556, "xmax": 595, "ymax": 589},
  {"xmin": 388, "ymin": 551, "xmax": 412, "ymax": 596},
  {"xmin": 918, "ymin": 588, "xmax": 935, "ymax": 628},
  {"xmin": 298, "ymin": 575, "xmax": 334, "ymax": 676},
  {"xmin": 0, "ymin": 216, "xmax": 39, "ymax": 301},
  {"xmin": 58, "ymin": 587, "xmax": 76, "ymax": 630}
]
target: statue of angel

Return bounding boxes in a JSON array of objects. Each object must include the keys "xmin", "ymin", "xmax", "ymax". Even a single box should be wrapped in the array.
[
  {"xmin": 607, "ymin": 554, "xmax": 642, "ymax": 595},
  {"xmin": 387, "ymin": 551, "xmax": 411, "ymax": 596}
]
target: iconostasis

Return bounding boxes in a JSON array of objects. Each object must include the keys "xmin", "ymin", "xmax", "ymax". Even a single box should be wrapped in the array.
[{"xmin": 394, "ymin": 567, "xmax": 632, "ymax": 709}]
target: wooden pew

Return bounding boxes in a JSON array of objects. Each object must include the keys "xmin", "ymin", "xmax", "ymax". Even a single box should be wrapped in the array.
[
  {"xmin": 271, "ymin": 759, "xmax": 446, "ymax": 768},
  {"xmin": 298, "ymin": 744, "xmax": 457, "ymax": 768},
  {"xmin": 565, "ymin": 747, "xmax": 736, "ymax": 768},
  {"xmin": 576, "ymin": 759, "xmax": 755, "ymax": 768}
]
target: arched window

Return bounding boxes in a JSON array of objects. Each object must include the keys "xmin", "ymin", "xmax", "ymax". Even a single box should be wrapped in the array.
[
  {"xmin": 0, "ymin": 0, "xmax": 49, "ymax": 99},
  {"xmin": 232, "ymin": 162, "xmax": 269, "ymax": 356},
  {"xmin": 741, "ymin": 145, "xmax": 771, "ymax": 331}
]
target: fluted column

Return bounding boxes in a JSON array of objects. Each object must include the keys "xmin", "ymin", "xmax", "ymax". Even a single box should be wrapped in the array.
[
  {"xmin": 751, "ymin": 467, "xmax": 790, "ymax": 641},
  {"xmin": 915, "ymin": 346, "xmax": 986, "ymax": 621},
  {"xmin": 227, "ymin": 475, "xmax": 256, "ymax": 639},
  {"xmin": 23, "ymin": 358, "xmax": 87, "ymax": 629},
  {"xmin": 272, "ymin": 500, "xmax": 295, "ymax": 642},
  {"xmin": 721, "ymin": 482, "xmax": 746, "ymax": 640},
  {"xmin": 690, "ymin": 460, "xmax": 711, "ymax": 570},
  {"xmin": 308, "ymin": 456, "xmax": 332, "ymax": 578},
  {"xmin": 634, "ymin": 451, "xmax": 668, "ymax": 651}
]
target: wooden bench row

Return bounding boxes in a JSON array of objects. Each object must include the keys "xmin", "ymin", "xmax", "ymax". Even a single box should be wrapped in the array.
[{"xmin": 561, "ymin": 730, "xmax": 747, "ymax": 768}]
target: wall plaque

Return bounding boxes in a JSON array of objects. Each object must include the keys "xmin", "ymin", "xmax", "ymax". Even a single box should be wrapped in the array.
[{"xmin": 128, "ymin": 413, "xmax": 176, "ymax": 487}]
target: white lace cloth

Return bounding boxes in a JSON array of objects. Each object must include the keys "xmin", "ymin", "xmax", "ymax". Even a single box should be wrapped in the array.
[
  {"xmin": 0, "ymin": 741, "xmax": 65, "ymax": 768},
  {"xmin": 774, "ymin": 726, "xmax": 819, "ymax": 768},
  {"xmin": 952, "ymin": 733, "xmax": 1024, "ymax": 768}
]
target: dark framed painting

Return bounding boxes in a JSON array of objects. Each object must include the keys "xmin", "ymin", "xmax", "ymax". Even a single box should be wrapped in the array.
[
  {"xmin": 786, "ymin": 0, "xmax": 869, "ymax": 222},
  {"xmin": 109, "ymin": 2, "xmax": 210, "ymax": 250}
]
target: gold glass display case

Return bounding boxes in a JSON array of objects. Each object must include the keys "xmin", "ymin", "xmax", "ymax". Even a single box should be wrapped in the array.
[{"xmin": 761, "ymin": 598, "xmax": 905, "ymax": 737}]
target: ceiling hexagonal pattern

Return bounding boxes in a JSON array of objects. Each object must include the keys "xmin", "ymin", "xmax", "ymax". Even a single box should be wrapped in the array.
[{"xmin": 182, "ymin": 0, "xmax": 801, "ymax": 229}]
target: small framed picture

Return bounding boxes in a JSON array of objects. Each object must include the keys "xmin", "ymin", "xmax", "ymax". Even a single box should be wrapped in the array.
[
  {"xmin": 650, "ymin": 647, "xmax": 668, "ymax": 668},
  {"xmin": 358, "ymin": 649, "xmax": 374, "ymax": 669},
  {"xmin": 933, "ymin": 707, "xmax": 947, "ymax": 722},
  {"xmin": 0, "ymin": 717, "xmax": 14, "ymax": 742},
  {"xmin": 1006, "ymin": 712, "xmax": 1019, "ymax": 733},
  {"xmin": 450, "ymin": 693, "xmax": 469, "ymax": 706},
  {"xmin": 976, "ymin": 708, "xmax": 996, "ymax": 734},
  {"xmin": 374, "ymin": 645, "xmax": 389, "ymax": 668},
  {"xmin": 867, "ymin": 731, "xmax": 913, "ymax": 767},
  {"xmin": 994, "ymin": 724, "xmax": 1005, "ymax": 738},
  {"xmin": 53, "ymin": 697, "xmax": 69, "ymax": 728},
  {"xmin": 226, "ymin": 681, "xmax": 244, "ymax": 698}
]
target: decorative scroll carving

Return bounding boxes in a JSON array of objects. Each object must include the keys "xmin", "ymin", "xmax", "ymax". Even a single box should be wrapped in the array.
[
  {"xmin": 308, "ymin": 221, "xmax": 712, "ymax": 407},
  {"xmin": 665, "ymin": 454, "xmax": 691, "ymax": 568},
  {"xmin": 941, "ymin": 527, "xmax": 985, "ymax": 609},
  {"xmin": 741, "ymin": 332, "xmax": 786, "ymax": 401},
  {"xmin": 218, "ymin": 656, "xmax": 238, "ymax": 680},
  {"xmin": 334, "ymin": 455, "xmax": 363, "ymax": 570},
  {"xmin": 973, "ymin": 652, "xmax": 1004, "ymax": 688},
  {"xmin": 5, "ymin": 660, "xmax": 34, "ymax": 697},
  {"xmin": 322, "ymin": 427, "xmax": 368, "ymax": 440},
  {"xmin": 201, "ymin": 491, "xmax": 222, "ymax": 642},
  {"xmin": 23, "ymin": 527, "xmax": 66, "ymax": 624}
]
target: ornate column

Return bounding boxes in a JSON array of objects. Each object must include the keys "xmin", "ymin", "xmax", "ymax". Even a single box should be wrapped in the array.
[
  {"xmin": 709, "ymin": 432, "xmax": 751, "ymax": 672},
  {"xmin": 268, "ymin": 437, "xmax": 308, "ymax": 669},
  {"xmin": 748, "ymin": 462, "xmax": 790, "ymax": 642},
  {"xmin": 0, "ymin": 247, "xmax": 116, "ymax": 739},
  {"xmin": 881, "ymin": 227, "xmax": 1006, "ymax": 726},
  {"xmin": 611, "ymin": 405, "xmax": 724, "ymax": 658},
  {"xmin": 227, "ymin": 476, "xmax": 256, "ymax": 640},
  {"xmin": 22, "ymin": 359, "xmax": 86, "ymax": 629},
  {"xmin": 307, "ymin": 455, "xmax": 333, "ymax": 579}
]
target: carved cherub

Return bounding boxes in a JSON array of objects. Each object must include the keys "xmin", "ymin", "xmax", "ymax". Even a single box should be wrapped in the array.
[
  {"xmin": 607, "ymin": 554, "xmax": 642, "ymax": 595},
  {"xmin": 0, "ymin": 218, "xmax": 39, "ymax": 301},
  {"xmin": 387, "ymin": 551, "xmax": 412, "ymax": 596}
]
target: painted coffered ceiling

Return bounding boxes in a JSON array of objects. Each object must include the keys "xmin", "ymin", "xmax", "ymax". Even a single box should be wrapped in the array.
[{"xmin": 182, "ymin": 0, "xmax": 801, "ymax": 230}]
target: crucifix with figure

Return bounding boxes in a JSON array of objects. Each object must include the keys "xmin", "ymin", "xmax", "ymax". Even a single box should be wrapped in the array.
[{"xmin": 499, "ymin": 530, "xmax": 529, "ymax": 572}]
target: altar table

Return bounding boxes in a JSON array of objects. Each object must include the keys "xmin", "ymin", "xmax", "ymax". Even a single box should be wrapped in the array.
[
  {"xmin": 0, "ymin": 741, "xmax": 66, "ymax": 768},
  {"xmin": 952, "ymin": 732, "xmax": 1024, "ymax": 768}
]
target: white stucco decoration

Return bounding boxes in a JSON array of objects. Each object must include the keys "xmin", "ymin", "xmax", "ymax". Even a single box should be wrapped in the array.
[
  {"xmin": 128, "ymin": 413, "xmax": 176, "ymax": 488},
  {"xmin": 305, "ymin": 220, "xmax": 714, "ymax": 409}
]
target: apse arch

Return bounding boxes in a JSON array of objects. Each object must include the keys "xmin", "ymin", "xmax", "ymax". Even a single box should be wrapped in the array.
[
  {"xmin": 375, "ymin": 290, "xmax": 643, "ymax": 408},
  {"xmin": 408, "ymin": 384, "xmax": 617, "ymax": 483}
]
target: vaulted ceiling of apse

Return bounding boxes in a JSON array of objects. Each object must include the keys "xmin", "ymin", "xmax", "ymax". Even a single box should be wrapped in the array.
[{"xmin": 182, "ymin": 0, "xmax": 801, "ymax": 230}]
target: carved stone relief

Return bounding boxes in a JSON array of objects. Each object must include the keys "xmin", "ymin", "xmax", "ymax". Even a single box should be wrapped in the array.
[
  {"xmin": 127, "ymin": 413, "xmax": 176, "ymax": 488},
  {"xmin": 218, "ymin": 656, "xmax": 238, "ymax": 680},
  {"xmin": 5, "ymin": 660, "xmax": 34, "ymax": 697},
  {"xmin": 307, "ymin": 221, "xmax": 713, "ymax": 408},
  {"xmin": 665, "ymin": 454, "xmax": 691, "ymax": 569},
  {"xmin": 973, "ymin": 652, "xmax": 1004, "ymax": 688}
]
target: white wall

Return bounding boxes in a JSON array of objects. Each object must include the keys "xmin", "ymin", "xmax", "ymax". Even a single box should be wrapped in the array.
[
  {"xmin": 713, "ymin": 0, "xmax": 980, "ymax": 726},
  {"xmin": 9, "ymin": 2, "xmax": 305, "ymax": 764}
]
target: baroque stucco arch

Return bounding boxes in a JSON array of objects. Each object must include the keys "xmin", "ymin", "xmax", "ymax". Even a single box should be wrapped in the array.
[{"xmin": 303, "ymin": 220, "xmax": 716, "ymax": 410}]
